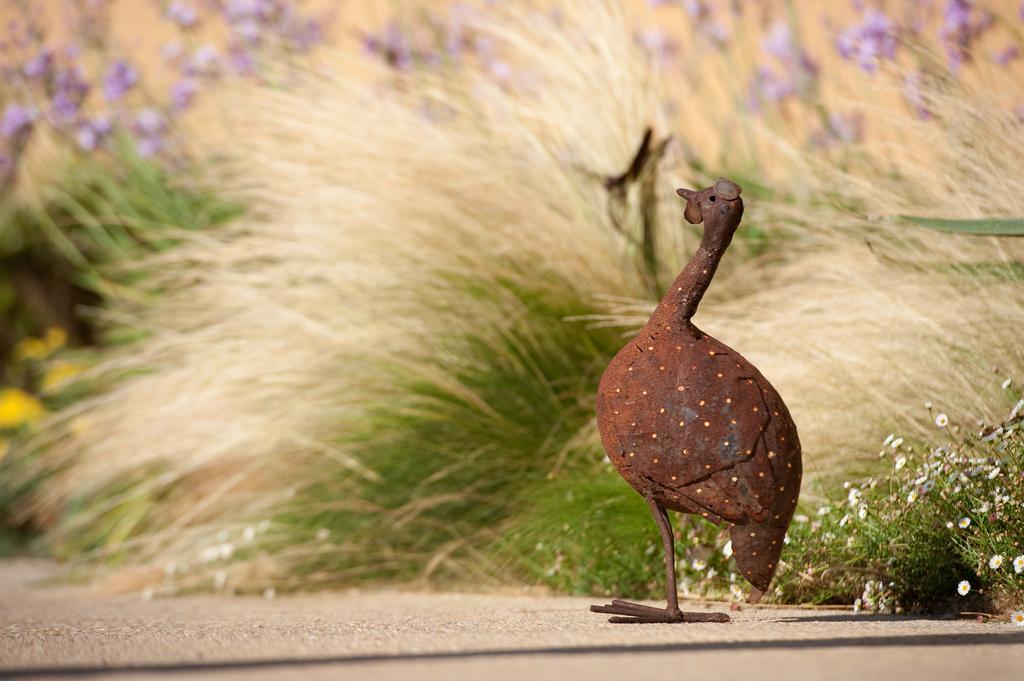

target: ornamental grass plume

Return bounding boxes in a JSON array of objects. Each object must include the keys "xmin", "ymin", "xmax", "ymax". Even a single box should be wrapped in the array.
[{"xmin": 5, "ymin": 0, "xmax": 1024, "ymax": 597}]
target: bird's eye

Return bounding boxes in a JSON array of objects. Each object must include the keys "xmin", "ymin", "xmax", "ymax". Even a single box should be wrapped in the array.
[{"xmin": 709, "ymin": 195, "xmax": 716, "ymax": 202}]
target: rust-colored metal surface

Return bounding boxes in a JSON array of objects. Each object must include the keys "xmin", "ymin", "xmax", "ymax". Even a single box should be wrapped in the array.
[{"xmin": 591, "ymin": 178, "xmax": 802, "ymax": 624}]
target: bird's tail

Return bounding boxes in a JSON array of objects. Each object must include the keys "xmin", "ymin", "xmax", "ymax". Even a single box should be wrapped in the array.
[{"xmin": 730, "ymin": 520, "xmax": 787, "ymax": 599}]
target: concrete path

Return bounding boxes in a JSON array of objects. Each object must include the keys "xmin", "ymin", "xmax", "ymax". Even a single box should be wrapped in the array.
[{"xmin": 2, "ymin": 560, "xmax": 1022, "ymax": 680}]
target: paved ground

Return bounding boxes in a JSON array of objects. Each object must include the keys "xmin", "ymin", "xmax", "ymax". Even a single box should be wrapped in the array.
[{"xmin": 2, "ymin": 560, "xmax": 1022, "ymax": 680}]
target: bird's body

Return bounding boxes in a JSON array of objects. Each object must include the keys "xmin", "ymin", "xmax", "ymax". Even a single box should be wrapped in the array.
[{"xmin": 591, "ymin": 178, "xmax": 802, "ymax": 624}]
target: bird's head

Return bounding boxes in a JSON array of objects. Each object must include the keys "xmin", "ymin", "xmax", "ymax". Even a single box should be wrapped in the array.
[{"xmin": 676, "ymin": 177, "xmax": 744, "ymax": 247}]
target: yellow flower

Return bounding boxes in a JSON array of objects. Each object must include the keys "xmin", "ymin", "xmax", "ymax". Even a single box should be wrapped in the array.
[
  {"xmin": 44, "ymin": 326, "xmax": 67, "ymax": 353},
  {"xmin": 13, "ymin": 337, "xmax": 49, "ymax": 361},
  {"xmin": 12, "ymin": 328, "xmax": 67, "ymax": 363},
  {"xmin": 41, "ymin": 360, "xmax": 83, "ymax": 394},
  {"xmin": 0, "ymin": 388, "xmax": 45, "ymax": 429}
]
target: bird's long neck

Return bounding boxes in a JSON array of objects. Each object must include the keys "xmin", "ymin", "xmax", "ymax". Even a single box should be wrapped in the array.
[{"xmin": 650, "ymin": 224, "xmax": 734, "ymax": 327}]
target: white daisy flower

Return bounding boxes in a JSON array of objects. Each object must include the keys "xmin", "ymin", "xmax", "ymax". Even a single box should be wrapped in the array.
[
  {"xmin": 946, "ymin": 521, "xmax": 955, "ymax": 529},
  {"xmin": 691, "ymin": 559, "xmax": 707, "ymax": 571},
  {"xmin": 839, "ymin": 514, "xmax": 851, "ymax": 527},
  {"xmin": 987, "ymin": 467, "xmax": 1001, "ymax": 480},
  {"xmin": 1001, "ymin": 377, "xmax": 1012, "ymax": 390},
  {"xmin": 1012, "ymin": 611, "xmax": 1024, "ymax": 627},
  {"xmin": 730, "ymin": 584, "xmax": 744, "ymax": 601},
  {"xmin": 957, "ymin": 580, "xmax": 971, "ymax": 596},
  {"xmin": 924, "ymin": 401, "xmax": 933, "ymax": 410},
  {"xmin": 847, "ymin": 488, "xmax": 862, "ymax": 506},
  {"xmin": 934, "ymin": 413, "xmax": 949, "ymax": 428},
  {"xmin": 883, "ymin": 433, "xmax": 894, "ymax": 446},
  {"xmin": 858, "ymin": 505, "xmax": 868, "ymax": 520},
  {"xmin": 722, "ymin": 540, "xmax": 733, "ymax": 559},
  {"xmin": 894, "ymin": 455, "xmax": 907, "ymax": 471},
  {"xmin": 1013, "ymin": 555, "xmax": 1024, "ymax": 574},
  {"xmin": 891, "ymin": 437, "xmax": 904, "ymax": 449},
  {"xmin": 989, "ymin": 554, "xmax": 1004, "ymax": 570},
  {"xmin": 907, "ymin": 490, "xmax": 918, "ymax": 503},
  {"xmin": 922, "ymin": 479, "xmax": 936, "ymax": 492},
  {"xmin": 958, "ymin": 517, "xmax": 971, "ymax": 529}
]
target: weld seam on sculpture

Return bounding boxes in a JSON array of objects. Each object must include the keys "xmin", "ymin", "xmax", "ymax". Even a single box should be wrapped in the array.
[{"xmin": 591, "ymin": 177, "xmax": 803, "ymax": 624}]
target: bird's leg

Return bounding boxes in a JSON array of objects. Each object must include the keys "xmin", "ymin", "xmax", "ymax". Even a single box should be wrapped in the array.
[{"xmin": 590, "ymin": 498, "xmax": 730, "ymax": 624}]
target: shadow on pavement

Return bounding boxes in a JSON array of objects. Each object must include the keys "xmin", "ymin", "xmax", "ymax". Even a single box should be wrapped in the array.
[{"xmin": 4, "ymin": 631, "xmax": 1024, "ymax": 678}]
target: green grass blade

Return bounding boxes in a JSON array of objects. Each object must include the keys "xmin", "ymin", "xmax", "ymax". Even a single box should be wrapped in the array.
[{"xmin": 901, "ymin": 215, "xmax": 1024, "ymax": 236}]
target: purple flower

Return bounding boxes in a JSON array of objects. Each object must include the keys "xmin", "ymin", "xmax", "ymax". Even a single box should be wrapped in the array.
[
  {"xmin": 748, "ymin": 67, "xmax": 796, "ymax": 112},
  {"xmin": 170, "ymin": 78, "xmax": 199, "ymax": 110},
  {"xmin": 940, "ymin": 0, "xmax": 992, "ymax": 71},
  {"xmin": 836, "ymin": 8, "xmax": 898, "ymax": 74},
  {"xmin": 135, "ymin": 135, "xmax": 163, "ymax": 158},
  {"xmin": 162, "ymin": 41, "xmax": 184, "ymax": 63},
  {"xmin": 0, "ymin": 104, "xmax": 37, "ymax": 139},
  {"xmin": 233, "ymin": 18, "xmax": 262, "ymax": 44},
  {"xmin": 636, "ymin": 28, "xmax": 678, "ymax": 62},
  {"xmin": 102, "ymin": 59, "xmax": 138, "ymax": 101},
  {"xmin": 75, "ymin": 123, "xmax": 100, "ymax": 151},
  {"xmin": 133, "ymin": 108, "xmax": 166, "ymax": 158},
  {"xmin": 50, "ymin": 66, "xmax": 90, "ymax": 124},
  {"xmin": 903, "ymin": 70, "xmax": 932, "ymax": 120},
  {"xmin": 134, "ymin": 108, "xmax": 166, "ymax": 136},
  {"xmin": 748, "ymin": 20, "xmax": 818, "ymax": 112},
  {"xmin": 285, "ymin": 15, "xmax": 323, "ymax": 52},
  {"xmin": 763, "ymin": 21, "xmax": 797, "ymax": 62},
  {"xmin": 228, "ymin": 46, "xmax": 255, "ymax": 75},
  {"xmin": 994, "ymin": 45, "xmax": 1020, "ymax": 67},
  {"xmin": 812, "ymin": 111, "xmax": 865, "ymax": 147},
  {"xmin": 362, "ymin": 22, "xmax": 412, "ymax": 70},
  {"xmin": 225, "ymin": 0, "xmax": 273, "ymax": 23},
  {"xmin": 167, "ymin": 1, "xmax": 198, "ymax": 28},
  {"xmin": 22, "ymin": 48, "xmax": 53, "ymax": 81},
  {"xmin": 187, "ymin": 45, "xmax": 221, "ymax": 77}
]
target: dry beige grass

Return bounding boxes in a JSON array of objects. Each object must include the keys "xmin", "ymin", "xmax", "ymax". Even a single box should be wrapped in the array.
[{"xmin": 11, "ymin": 0, "xmax": 1024, "ymax": 587}]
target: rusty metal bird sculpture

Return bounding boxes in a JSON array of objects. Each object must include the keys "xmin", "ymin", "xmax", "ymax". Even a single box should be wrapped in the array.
[{"xmin": 591, "ymin": 177, "xmax": 802, "ymax": 624}]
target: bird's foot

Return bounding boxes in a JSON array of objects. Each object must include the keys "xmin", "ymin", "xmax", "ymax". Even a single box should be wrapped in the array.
[{"xmin": 590, "ymin": 599, "xmax": 730, "ymax": 624}]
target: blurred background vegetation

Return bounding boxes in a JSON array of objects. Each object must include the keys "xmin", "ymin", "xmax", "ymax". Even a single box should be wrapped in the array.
[{"xmin": 0, "ymin": 0, "xmax": 1022, "ymax": 614}]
